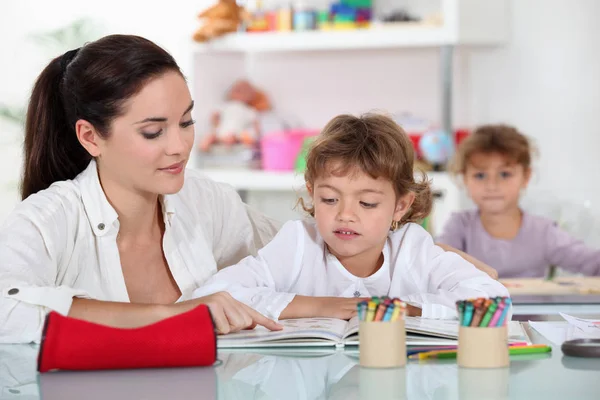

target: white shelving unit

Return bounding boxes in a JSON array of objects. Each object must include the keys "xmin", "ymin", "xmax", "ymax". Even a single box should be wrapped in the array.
[
  {"xmin": 190, "ymin": 0, "xmax": 508, "ymax": 231},
  {"xmin": 195, "ymin": 0, "xmax": 509, "ymax": 53}
]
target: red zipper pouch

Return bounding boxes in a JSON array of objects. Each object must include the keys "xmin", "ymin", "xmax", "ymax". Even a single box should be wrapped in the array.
[{"xmin": 37, "ymin": 305, "xmax": 216, "ymax": 372}]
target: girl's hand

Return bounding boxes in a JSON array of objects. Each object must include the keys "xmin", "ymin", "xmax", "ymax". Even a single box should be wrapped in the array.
[
  {"xmin": 406, "ymin": 304, "xmax": 422, "ymax": 317},
  {"xmin": 319, "ymin": 297, "xmax": 370, "ymax": 320},
  {"xmin": 178, "ymin": 292, "xmax": 283, "ymax": 334}
]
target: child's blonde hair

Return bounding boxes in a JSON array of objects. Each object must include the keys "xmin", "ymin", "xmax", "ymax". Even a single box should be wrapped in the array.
[
  {"xmin": 450, "ymin": 124, "xmax": 534, "ymax": 175},
  {"xmin": 301, "ymin": 113, "xmax": 432, "ymax": 226}
]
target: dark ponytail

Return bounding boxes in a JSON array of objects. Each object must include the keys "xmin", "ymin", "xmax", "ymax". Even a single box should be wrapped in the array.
[{"xmin": 21, "ymin": 35, "xmax": 182, "ymax": 200}]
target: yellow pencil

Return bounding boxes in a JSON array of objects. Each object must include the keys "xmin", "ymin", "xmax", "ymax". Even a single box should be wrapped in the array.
[{"xmin": 366, "ymin": 301, "xmax": 377, "ymax": 322}]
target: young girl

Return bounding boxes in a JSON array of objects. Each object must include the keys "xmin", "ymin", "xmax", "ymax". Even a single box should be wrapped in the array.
[
  {"xmin": 193, "ymin": 114, "xmax": 508, "ymax": 320},
  {"xmin": 437, "ymin": 124, "xmax": 600, "ymax": 278}
]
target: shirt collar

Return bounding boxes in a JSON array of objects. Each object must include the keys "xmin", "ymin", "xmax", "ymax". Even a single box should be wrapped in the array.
[
  {"xmin": 77, "ymin": 159, "xmax": 177, "ymax": 236},
  {"xmin": 78, "ymin": 160, "xmax": 118, "ymax": 236}
]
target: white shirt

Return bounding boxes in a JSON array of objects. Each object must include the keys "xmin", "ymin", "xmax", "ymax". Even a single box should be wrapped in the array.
[
  {"xmin": 193, "ymin": 220, "xmax": 510, "ymax": 320},
  {"xmin": 0, "ymin": 160, "xmax": 280, "ymax": 343}
]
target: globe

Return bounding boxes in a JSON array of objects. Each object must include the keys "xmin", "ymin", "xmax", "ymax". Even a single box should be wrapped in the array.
[{"xmin": 419, "ymin": 130, "xmax": 454, "ymax": 165}]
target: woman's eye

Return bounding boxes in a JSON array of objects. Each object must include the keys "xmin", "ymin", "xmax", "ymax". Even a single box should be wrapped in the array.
[
  {"xmin": 142, "ymin": 130, "xmax": 163, "ymax": 139},
  {"xmin": 360, "ymin": 201, "xmax": 378, "ymax": 209},
  {"xmin": 180, "ymin": 119, "xmax": 196, "ymax": 128},
  {"xmin": 320, "ymin": 198, "xmax": 337, "ymax": 205}
]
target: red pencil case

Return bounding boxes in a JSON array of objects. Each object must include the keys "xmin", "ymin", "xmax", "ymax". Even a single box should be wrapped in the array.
[{"xmin": 37, "ymin": 305, "xmax": 216, "ymax": 372}]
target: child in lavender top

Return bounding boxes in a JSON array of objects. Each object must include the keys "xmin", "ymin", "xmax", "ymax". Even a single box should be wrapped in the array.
[{"xmin": 437, "ymin": 125, "xmax": 600, "ymax": 278}]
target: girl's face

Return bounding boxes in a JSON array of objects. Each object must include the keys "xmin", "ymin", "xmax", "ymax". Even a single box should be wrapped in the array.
[
  {"xmin": 84, "ymin": 71, "xmax": 195, "ymax": 197},
  {"xmin": 309, "ymin": 165, "xmax": 413, "ymax": 265},
  {"xmin": 463, "ymin": 152, "xmax": 531, "ymax": 215}
]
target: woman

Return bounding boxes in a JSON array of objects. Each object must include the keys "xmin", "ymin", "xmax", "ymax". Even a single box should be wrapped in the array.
[
  {"xmin": 0, "ymin": 34, "xmax": 496, "ymax": 344},
  {"xmin": 0, "ymin": 34, "xmax": 284, "ymax": 343}
]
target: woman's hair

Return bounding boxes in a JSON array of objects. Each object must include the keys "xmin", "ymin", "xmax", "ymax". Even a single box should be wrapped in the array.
[
  {"xmin": 450, "ymin": 124, "xmax": 534, "ymax": 175},
  {"xmin": 22, "ymin": 34, "xmax": 183, "ymax": 200},
  {"xmin": 301, "ymin": 113, "xmax": 432, "ymax": 225}
]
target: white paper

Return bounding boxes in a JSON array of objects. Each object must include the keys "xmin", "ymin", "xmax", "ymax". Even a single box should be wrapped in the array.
[
  {"xmin": 559, "ymin": 313, "xmax": 600, "ymax": 336},
  {"xmin": 530, "ymin": 313, "xmax": 600, "ymax": 345}
]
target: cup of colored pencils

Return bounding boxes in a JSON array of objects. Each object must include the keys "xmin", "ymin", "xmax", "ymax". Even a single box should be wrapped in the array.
[
  {"xmin": 456, "ymin": 297, "xmax": 511, "ymax": 368},
  {"xmin": 358, "ymin": 297, "xmax": 407, "ymax": 368}
]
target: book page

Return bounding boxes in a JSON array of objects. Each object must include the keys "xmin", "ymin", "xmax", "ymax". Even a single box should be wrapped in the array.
[
  {"xmin": 217, "ymin": 318, "xmax": 349, "ymax": 348},
  {"xmin": 342, "ymin": 316, "xmax": 360, "ymax": 339}
]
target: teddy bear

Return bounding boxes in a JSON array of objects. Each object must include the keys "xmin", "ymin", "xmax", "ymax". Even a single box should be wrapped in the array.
[
  {"xmin": 199, "ymin": 79, "xmax": 271, "ymax": 152},
  {"xmin": 193, "ymin": 0, "xmax": 250, "ymax": 42}
]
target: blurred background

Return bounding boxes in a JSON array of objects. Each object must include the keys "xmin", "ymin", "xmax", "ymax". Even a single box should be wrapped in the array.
[{"xmin": 0, "ymin": 0, "xmax": 599, "ymax": 246}]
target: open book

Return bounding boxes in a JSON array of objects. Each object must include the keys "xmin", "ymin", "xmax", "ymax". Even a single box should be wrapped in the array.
[{"xmin": 217, "ymin": 317, "xmax": 531, "ymax": 348}]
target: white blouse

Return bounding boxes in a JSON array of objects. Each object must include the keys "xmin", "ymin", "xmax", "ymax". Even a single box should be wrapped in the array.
[
  {"xmin": 193, "ymin": 220, "xmax": 510, "ymax": 320},
  {"xmin": 0, "ymin": 160, "xmax": 280, "ymax": 343}
]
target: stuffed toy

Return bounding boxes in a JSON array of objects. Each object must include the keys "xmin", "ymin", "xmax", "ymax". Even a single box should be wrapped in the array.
[
  {"xmin": 193, "ymin": 0, "xmax": 250, "ymax": 42},
  {"xmin": 199, "ymin": 80, "xmax": 271, "ymax": 152}
]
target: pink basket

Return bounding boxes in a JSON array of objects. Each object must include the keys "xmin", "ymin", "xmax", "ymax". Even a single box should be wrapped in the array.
[{"xmin": 261, "ymin": 130, "xmax": 318, "ymax": 171}]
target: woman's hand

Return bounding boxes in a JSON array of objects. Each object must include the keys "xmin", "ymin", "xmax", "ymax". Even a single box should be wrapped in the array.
[{"xmin": 179, "ymin": 292, "xmax": 283, "ymax": 334}]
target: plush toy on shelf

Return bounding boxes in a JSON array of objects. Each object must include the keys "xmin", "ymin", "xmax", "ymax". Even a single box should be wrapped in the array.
[
  {"xmin": 192, "ymin": 0, "xmax": 250, "ymax": 42},
  {"xmin": 199, "ymin": 79, "xmax": 272, "ymax": 153}
]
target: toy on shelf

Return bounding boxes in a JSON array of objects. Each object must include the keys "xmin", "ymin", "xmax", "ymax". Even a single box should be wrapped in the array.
[
  {"xmin": 199, "ymin": 80, "xmax": 272, "ymax": 153},
  {"xmin": 419, "ymin": 129, "xmax": 455, "ymax": 170},
  {"xmin": 243, "ymin": 0, "xmax": 374, "ymax": 33},
  {"xmin": 192, "ymin": 0, "xmax": 250, "ymax": 42}
]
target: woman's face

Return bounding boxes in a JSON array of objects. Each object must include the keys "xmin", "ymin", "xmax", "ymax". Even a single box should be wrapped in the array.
[{"xmin": 96, "ymin": 70, "xmax": 195, "ymax": 196}]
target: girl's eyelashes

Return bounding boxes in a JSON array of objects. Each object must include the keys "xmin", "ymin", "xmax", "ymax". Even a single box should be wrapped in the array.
[
  {"xmin": 320, "ymin": 198, "xmax": 337, "ymax": 204},
  {"xmin": 360, "ymin": 201, "xmax": 378, "ymax": 209},
  {"xmin": 473, "ymin": 172, "xmax": 486, "ymax": 180}
]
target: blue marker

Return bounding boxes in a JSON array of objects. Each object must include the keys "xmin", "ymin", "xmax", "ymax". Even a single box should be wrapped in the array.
[
  {"xmin": 462, "ymin": 302, "xmax": 474, "ymax": 326},
  {"xmin": 382, "ymin": 304, "xmax": 395, "ymax": 321}
]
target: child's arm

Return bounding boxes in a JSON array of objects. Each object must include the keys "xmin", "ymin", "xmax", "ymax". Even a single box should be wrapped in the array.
[
  {"xmin": 436, "ymin": 243, "xmax": 499, "ymax": 280},
  {"xmin": 192, "ymin": 221, "xmax": 303, "ymax": 320},
  {"xmin": 544, "ymin": 222, "xmax": 600, "ymax": 275},
  {"xmin": 397, "ymin": 225, "xmax": 509, "ymax": 319},
  {"xmin": 435, "ymin": 212, "xmax": 468, "ymax": 251},
  {"xmin": 279, "ymin": 296, "xmax": 368, "ymax": 320}
]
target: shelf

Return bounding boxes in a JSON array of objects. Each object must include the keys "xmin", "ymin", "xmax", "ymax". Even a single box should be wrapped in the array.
[
  {"xmin": 192, "ymin": 1, "xmax": 509, "ymax": 53},
  {"xmin": 195, "ymin": 167, "xmax": 454, "ymax": 192},
  {"xmin": 194, "ymin": 24, "xmax": 454, "ymax": 53},
  {"xmin": 196, "ymin": 168, "xmax": 306, "ymax": 191}
]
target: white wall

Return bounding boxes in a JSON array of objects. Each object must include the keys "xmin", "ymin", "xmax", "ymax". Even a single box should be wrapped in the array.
[
  {"xmin": 0, "ymin": 0, "xmax": 212, "ymax": 221},
  {"xmin": 0, "ymin": 0, "xmax": 599, "ymax": 237}
]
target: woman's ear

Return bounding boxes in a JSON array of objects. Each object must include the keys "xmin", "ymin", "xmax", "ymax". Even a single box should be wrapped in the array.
[
  {"xmin": 75, "ymin": 119, "xmax": 103, "ymax": 157},
  {"xmin": 393, "ymin": 192, "xmax": 415, "ymax": 222}
]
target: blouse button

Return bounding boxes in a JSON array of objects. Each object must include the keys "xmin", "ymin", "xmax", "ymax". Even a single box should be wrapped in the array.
[
  {"xmin": 8, "ymin": 288, "xmax": 19, "ymax": 295},
  {"xmin": 97, "ymin": 223, "xmax": 105, "ymax": 230}
]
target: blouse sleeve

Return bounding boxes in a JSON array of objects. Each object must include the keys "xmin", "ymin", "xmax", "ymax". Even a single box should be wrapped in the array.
[
  {"xmin": 193, "ymin": 221, "xmax": 303, "ymax": 319},
  {"xmin": 0, "ymin": 196, "xmax": 89, "ymax": 343},
  {"xmin": 398, "ymin": 225, "xmax": 510, "ymax": 319}
]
